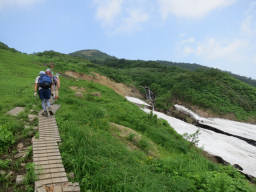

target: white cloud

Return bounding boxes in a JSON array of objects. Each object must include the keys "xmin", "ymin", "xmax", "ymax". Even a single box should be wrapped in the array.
[
  {"xmin": 183, "ymin": 46, "xmax": 194, "ymax": 54},
  {"xmin": 93, "ymin": 0, "xmax": 123, "ymax": 26},
  {"xmin": 0, "ymin": 0, "xmax": 42, "ymax": 9},
  {"xmin": 158, "ymin": 0, "xmax": 236, "ymax": 19},
  {"xmin": 178, "ymin": 36, "xmax": 256, "ymax": 77},
  {"xmin": 93, "ymin": 0, "xmax": 150, "ymax": 34},
  {"xmin": 181, "ymin": 37, "xmax": 195, "ymax": 44},
  {"xmin": 93, "ymin": 0, "xmax": 236, "ymax": 33},
  {"xmin": 184, "ymin": 38, "xmax": 247, "ymax": 60},
  {"xmin": 241, "ymin": 1, "xmax": 256, "ymax": 36},
  {"xmin": 176, "ymin": 1, "xmax": 256, "ymax": 78},
  {"xmin": 114, "ymin": 9, "xmax": 149, "ymax": 33}
]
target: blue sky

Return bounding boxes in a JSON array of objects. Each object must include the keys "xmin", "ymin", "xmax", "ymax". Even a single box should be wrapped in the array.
[{"xmin": 0, "ymin": 0, "xmax": 256, "ymax": 78}]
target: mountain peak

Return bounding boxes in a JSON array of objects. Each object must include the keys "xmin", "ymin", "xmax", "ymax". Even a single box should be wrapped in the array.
[{"xmin": 70, "ymin": 49, "xmax": 116, "ymax": 61}]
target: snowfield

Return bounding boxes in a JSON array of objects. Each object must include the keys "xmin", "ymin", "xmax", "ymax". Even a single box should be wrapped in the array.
[
  {"xmin": 203, "ymin": 118, "xmax": 256, "ymax": 141},
  {"xmin": 126, "ymin": 96, "xmax": 151, "ymax": 107},
  {"xmin": 126, "ymin": 97, "xmax": 256, "ymax": 177},
  {"xmin": 174, "ymin": 104, "xmax": 256, "ymax": 141}
]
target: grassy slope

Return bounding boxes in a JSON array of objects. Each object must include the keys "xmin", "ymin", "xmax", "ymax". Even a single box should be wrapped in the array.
[
  {"xmin": 57, "ymin": 77, "xmax": 256, "ymax": 192},
  {"xmin": 0, "ymin": 47, "xmax": 255, "ymax": 191},
  {"xmin": 87, "ymin": 59, "xmax": 256, "ymax": 121},
  {"xmin": 0, "ymin": 49, "xmax": 44, "ymax": 191}
]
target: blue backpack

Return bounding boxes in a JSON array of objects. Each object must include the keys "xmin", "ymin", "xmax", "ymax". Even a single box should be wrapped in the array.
[{"xmin": 38, "ymin": 74, "xmax": 52, "ymax": 89}]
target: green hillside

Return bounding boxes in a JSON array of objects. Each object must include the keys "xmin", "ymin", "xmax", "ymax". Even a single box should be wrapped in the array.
[
  {"xmin": 70, "ymin": 49, "xmax": 116, "ymax": 62},
  {"xmin": 0, "ymin": 41, "xmax": 19, "ymax": 53},
  {"xmin": 159, "ymin": 60, "xmax": 256, "ymax": 88},
  {"xmin": 34, "ymin": 50, "xmax": 256, "ymax": 121},
  {"xmin": 71, "ymin": 49, "xmax": 256, "ymax": 88},
  {"xmin": 0, "ymin": 45, "xmax": 256, "ymax": 191},
  {"xmin": 86, "ymin": 58, "xmax": 256, "ymax": 121}
]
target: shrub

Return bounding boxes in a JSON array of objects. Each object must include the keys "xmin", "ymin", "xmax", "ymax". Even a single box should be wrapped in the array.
[{"xmin": 0, "ymin": 124, "xmax": 14, "ymax": 152}]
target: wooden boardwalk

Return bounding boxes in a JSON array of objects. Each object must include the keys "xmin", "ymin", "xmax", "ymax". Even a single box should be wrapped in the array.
[{"xmin": 33, "ymin": 105, "xmax": 80, "ymax": 192}]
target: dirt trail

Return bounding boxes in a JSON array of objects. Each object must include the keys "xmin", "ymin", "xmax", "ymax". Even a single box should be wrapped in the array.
[{"xmin": 64, "ymin": 71, "xmax": 143, "ymax": 98}]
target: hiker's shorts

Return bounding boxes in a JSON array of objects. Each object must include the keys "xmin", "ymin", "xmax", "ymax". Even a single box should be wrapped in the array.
[{"xmin": 38, "ymin": 89, "xmax": 51, "ymax": 100}]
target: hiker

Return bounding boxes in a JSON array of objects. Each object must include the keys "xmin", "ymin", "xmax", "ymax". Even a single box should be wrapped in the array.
[
  {"xmin": 45, "ymin": 68, "xmax": 60, "ymax": 102},
  {"xmin": 53, "ymin": 72, "xmax": 60, "ymax": 100},
  {"xmin": 34, "ymin": 71, "xmax": 54, "ymax": 116}
]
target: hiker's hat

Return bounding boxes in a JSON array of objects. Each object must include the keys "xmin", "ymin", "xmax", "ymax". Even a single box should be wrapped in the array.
[
  {"xmin": 39, "ymin": 71, "xmax": 45, "ymax": 75},
  {"xmin": 46, "ymin": 68, "xmax": 51, "ymax": 72}
]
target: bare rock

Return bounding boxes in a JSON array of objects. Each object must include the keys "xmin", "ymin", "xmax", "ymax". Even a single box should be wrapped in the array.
[
  {"xmin": 213, "ymin": 155, "xmax": 230, "ymax": 166},
  {"xmin": 234, "ymin": 164, "xmax": 243, "ymax": 171},
  {"xmin": 27, "ymin": 131, "xmax": 34, "ymax": 137},
  {"xmin": 5, "ymin": 171, "xmax": 14, "ymax": 179},
  {"xmin": 16, "ymin": 175, "xmax": 25, "ymax": 185},
  {"xmin": 51, "ymin": 104, "xmax": 61, "ymax": 113},
  {"xmin": 14, "ymin": 151, "xmax": 26, "ymax": 159},
  {"xmin": 75, "ymin": 92, "xmax": 83, "ymax": 97},
  {"xmin": 7, "ymin": 107, "xmax": 25, "ymax": 116},
  {"xmin": 91, "ymin": 92, "xmax": 101, "ymax": 97},
  {"xmin": 28, "ymin": 114, "xmax": 37, "ymax": 121},
  {"xmin": 68, "ymin": 172, "xmax": 74, "ymax": 179},
  {"xmin": 24, "ymin": 125, "xmax": 30, "ymax": 129},
  {"xmin": 245, "ymin": 174, "xmax": 255, "ymax": 183},
  {"xmin": 17, "ymin": 142, "xmax": 24, "ymax": 152},
  {"xmin": 0, "ymin": 170, "xmax": 6, "ymax": 176},
  {"xmin": 21, "ymin": 163, "xmax": 26, "ymax": 167}
]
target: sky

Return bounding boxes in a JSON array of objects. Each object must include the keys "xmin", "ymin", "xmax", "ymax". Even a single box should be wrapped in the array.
[{"xmin": 0, "ymin": 0, "xmax": 256, "ymax": 78}]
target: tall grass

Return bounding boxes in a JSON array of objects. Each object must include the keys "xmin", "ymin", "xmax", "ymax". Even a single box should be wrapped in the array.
[{"xmin": 56, "ymin": 78, "xmax": 255, "ymax": 192}]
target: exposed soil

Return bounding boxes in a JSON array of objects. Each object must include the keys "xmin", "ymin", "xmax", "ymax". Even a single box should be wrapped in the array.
[
  {"xmin": 90, "ymin": 92, "xmax": 101, "ymax": 97},
  {"xmin": 69, "ymin": 86, "xmax": 85, "ymax": 92},
  {"xmin": 69, "ymin": 86, "xmax": 86, "ymax": 97},
  {"xmin": 0, "ymin": 133, "xmax": 34, "ymax": 192},
  {"xmin": 201, "ymin": 150, "xmax": 230, "ymax": 165},
  {"xmin": 65, "ymin": 71, "xmax": 143, "ymax": 98}
]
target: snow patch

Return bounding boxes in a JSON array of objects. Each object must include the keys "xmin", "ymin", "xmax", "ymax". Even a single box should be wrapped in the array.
[
  {"xmin": 174, "ymin": 104, "xmax": 256, "ymax": 141},
  {"xmin": 125, "ymin": 96, "xmax": 150, "ymax": 107},
  {"xmin": 126, "ymin": 97, "xmax": 256, "ymax": 177},
  {"xmin": 142, "ymin": 108, "xmax": 256, "ymax": 177}
]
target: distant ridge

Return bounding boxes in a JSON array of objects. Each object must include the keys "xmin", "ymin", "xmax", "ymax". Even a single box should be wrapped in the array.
[
  {"xmin": 70, "ymin": 49, "xmax": 256, "ymax": 87},
  {"xmin": 70, "ymin": 49, "xmax": 116, "ymax": 62},
  {"xmin": 157, "ymin": 60, "xmax": 256, "ymax": 87},
  {"xmin": 0, "ymin": 41, "xmax": 18, "ymax": 52}
]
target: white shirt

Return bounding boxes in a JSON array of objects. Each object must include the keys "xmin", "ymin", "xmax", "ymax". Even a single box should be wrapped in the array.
[
  {"xmin": 35, "ymin": 76, "xmax": 40, "ymax": 84},
  {"xmin": 35, "ymin": 76, "xmax": 43, "ymax": 90}
]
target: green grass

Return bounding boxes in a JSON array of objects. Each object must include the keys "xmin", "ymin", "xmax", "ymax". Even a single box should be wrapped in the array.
[
  {"xmin": 0, "ymin": 48, "xmax": 42, "ymax": 191},
  {"xmin": 56, "ymin": 77, "xmax": 255, "ymax": 192},
  {"xmin": 0, "ymin": 46, "xmax": 255, "ymax": 192}
]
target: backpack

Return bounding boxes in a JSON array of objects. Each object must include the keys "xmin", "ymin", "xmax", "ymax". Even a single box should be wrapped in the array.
[{"xmin": 38, "ymin": 74, "xmax": 52, "ymax": 89}]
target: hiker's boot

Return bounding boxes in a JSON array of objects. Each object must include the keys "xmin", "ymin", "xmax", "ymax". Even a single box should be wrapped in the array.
[
  {"xmin": 42, "ymin": 111, "xmax": 48, "ymax": 117},
  {"xmin": 48, "ymin": 106, "xmax": 54, "ymax": 116}
]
